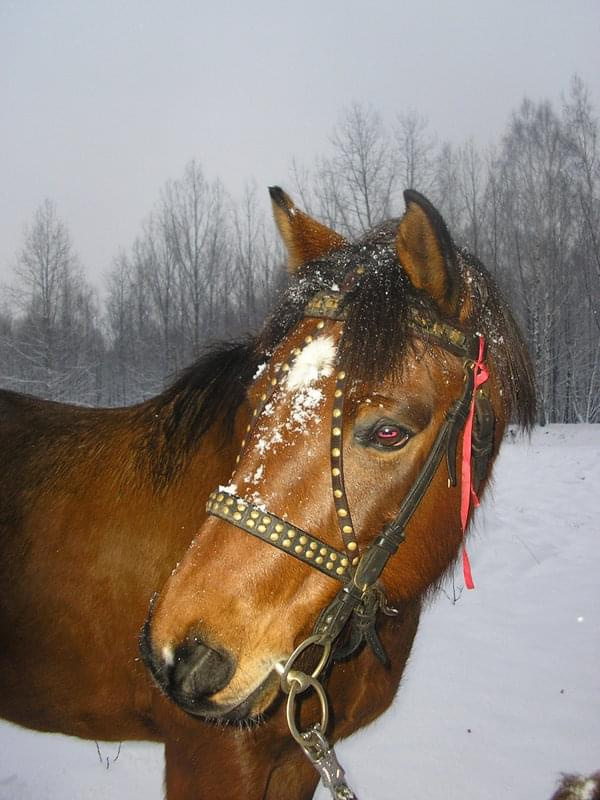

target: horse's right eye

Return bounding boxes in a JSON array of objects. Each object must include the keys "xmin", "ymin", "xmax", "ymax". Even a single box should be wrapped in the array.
[
  {"xmin": 355, "ymin": 419, "xmax": 413, "ymax": 451},
  {"xmin": 371, "ymin": 423, "xmax": 411, "ymax": 449}
]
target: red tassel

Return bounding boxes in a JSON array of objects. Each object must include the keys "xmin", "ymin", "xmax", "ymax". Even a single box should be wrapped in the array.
[{"xmin": 459, "ymin": 335, "xmax": 489, "ymax": 590}]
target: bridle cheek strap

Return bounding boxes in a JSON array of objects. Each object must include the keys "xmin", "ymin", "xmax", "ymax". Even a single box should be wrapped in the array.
[{"xmin": 459, "ymin": 335, "xmax": 490, "ymax": 589}]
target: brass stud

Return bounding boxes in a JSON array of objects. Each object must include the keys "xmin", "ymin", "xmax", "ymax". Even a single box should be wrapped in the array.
[
  {"xmin": 316, "ymin": 321, "xmax": 325, "ymax": 329},
  {"xmin": 226, "ymin": 497, "xmax": 234, "ymax": 506},
  {"xmin": 240, "ymin": 439, "xmax": 246, "ymax": 448},
  {"xmin": 306, "ymin": 551, "xmax": 314, "ymax": 559},
  {"xmin": 271, "ymin": 378, "xmax": 277, "ymax": 386},
  {"xmin": 356, "ymin": 266, "xmax": 365, "ymax": 275},
  {"xmin": 342, "ymin": 525, "xmax": 353, "ymax": 534},
  {"xmin": 246, "ymin": 425, "xmax": 252, "ymax": 432},
  {"xmin": 320, "ymin": 547, "xmax": 327, "ymax": 556},
  {"xmin": 310, "ymin": 542, "xmax": 318, "ymax": 550},
  {"xmin": 305, "ymin": 335, "xmax": 313, "ymax": 344},
  {"xmin": 332, "ymin": 427, "xmax": 342, "ymax": 437},
  {"xmin": 246, "ymin": 518, "xmax": 254, "ymax": 526},
  {"xmin": 337, "ymin": 508, "xmax": 348, "ymax": 518},
  {"xmin": 352, "ymin": 557, "xmax": 359, "ymax": 566},
  {"xmin": 337, "ymin": 371, "xmax": 346, "ymax": 380},
  {"xmin": 294, "ymin": 544, "xmax": 302, "ymax": 553},
  {"xmin": 334, "ymin": 389, "xmax": 343, "ymax": 398},
  {"xmin": 262, "ymin": 516, "xmax": 271, "ymax": 525},
  {"xmin": 336, "ymin": 566, "xmax": 345, "ymax": 575},
  {"xmin": 333, "ymin": 408, "xmax": 342, "ymax": 418},
  {"xmin": 326, "ymin": 561, "xmax": 333, "ymax": 570},
  {"xmin": 275, "ymin": 523, "xmax": 284, "ymax": 532},
  {"xmin": 287, "ymin": 529, "xmax": 296, "ymax": 538},
  {"xmin": 252, "ymin": 409, "xmax": 258, "ymax": 417},
  {"xmin": 260, "ymin": 393, "xmax": 267, "ymax": 401},
  {"xmin": 237, "ymin": 503, "xmax": 246, "ymax": 511},
  {"xmin": 331, "ymin": 448, "xmax": 341, "ymax": 458},
  {"xmin": 316, "ymin": 556, "xmax": 324, "ymax": 564},
  {"xmin": 292, "ymin": 347, "xmax": 301, "ymax": 356},
  {"xmin": 282, "ymin": 363, "xmax": 290, "ymax": 372},
  {"xmin": 330, "ymin": 553, "xmax": 337, "ymax": 561},
  {"xmin": 347, "ymin": 540, "xmax": 358, "ymax": 551},
  {"xmin": 341, "ymin": 558, "xmax": 349, "ymax": 567},
  {"xmin": 250, "ymin": 510, "xmax": 259, "ymax": 519},
  {"xmin": 332, "ymin": 467, "xmax": 341, "ymax": 477},
  {"xmin": 217, "ymin": 493, "xmax": 224, "ymax": 502},
  {"xmin": 270, "ymin": 532, "xmax": 279, "ymax": 541},
  {"xmin": 257, "ymin": 524, "xmax": 266, "ymax": 533},
  {"xmin": 299, "ymin": 535, "xmax": 307, "ymax": 545},
  {"xmin": 235, "ymin": 455, "xmax": 241, "ymax": 463},
  {"xmin": 333, "ymin": 489, "xmax": 343, "ymax": 499},
  {"xmin": 283, "ymin": 539, "xmax": 291, "ymax": 548},
  {"xmin": 233, "ymin": 512, "xmax": 242, "ymax": 521},
  {"xmin": 222, "ymin": 507, "xmax": 230, "ymax": 515}
]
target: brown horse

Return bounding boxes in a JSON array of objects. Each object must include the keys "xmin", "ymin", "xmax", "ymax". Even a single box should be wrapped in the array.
[{"xmin": 0, "ymin": 189, "xmax": 535, "ymax": 799}]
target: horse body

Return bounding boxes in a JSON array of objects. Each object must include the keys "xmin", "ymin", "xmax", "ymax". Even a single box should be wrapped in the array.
[{"xmin": 0, "ymin": 188, "xmax": 535, "ymax": 799}]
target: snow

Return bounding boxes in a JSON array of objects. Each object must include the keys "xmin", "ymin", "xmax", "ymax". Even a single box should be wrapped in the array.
[
  {"xmin": 285, "ymin": 336, "xmax": 336, "ymax": 391},
  {"xmin": 0, "ymin": 425, "xmax": 598, "ymax": 800}
]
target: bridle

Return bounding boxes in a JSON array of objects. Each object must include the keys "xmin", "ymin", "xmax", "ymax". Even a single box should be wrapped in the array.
[{"xmin": 206, "ymin": 276, "xmax": 495, "ymax": 799}]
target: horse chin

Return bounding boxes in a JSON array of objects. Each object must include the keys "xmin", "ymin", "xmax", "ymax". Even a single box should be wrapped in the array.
[{"xmin": 172, "ymin": 670, "xmax": 280, "ymax": 724}]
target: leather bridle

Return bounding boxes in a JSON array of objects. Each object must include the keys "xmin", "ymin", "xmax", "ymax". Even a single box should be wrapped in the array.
[{"xmin": 206, "ymin": 279, "xmax": 495, "ymax": 663}]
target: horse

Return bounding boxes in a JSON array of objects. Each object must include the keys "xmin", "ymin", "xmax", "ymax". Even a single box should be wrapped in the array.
[{"xmin": 0, "ymin": 188, "xmax": 536, "ymax": 799}]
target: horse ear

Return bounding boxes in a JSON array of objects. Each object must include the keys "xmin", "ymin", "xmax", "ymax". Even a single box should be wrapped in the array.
[
  {"xmin": 269, "ymin": 186, "xmax": 347, "ymax": 272},
  {"xmin": 396, "ymin": 190, "xmax": 461, "ymax": 316}
]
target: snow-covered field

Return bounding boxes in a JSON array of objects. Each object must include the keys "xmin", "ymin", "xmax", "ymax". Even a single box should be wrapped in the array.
[{"xmin": 1, "ymin": 425, "xmax": 598, "ymax": 799}]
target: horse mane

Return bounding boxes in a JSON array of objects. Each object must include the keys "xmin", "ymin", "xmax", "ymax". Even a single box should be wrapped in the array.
[
  {"xmin": 145, "ymin": 220, "xmax": 535, "ymax": 486},
  {"xmin": 142, "ymin": 340, "xmax": 259, "ymax": 487}
]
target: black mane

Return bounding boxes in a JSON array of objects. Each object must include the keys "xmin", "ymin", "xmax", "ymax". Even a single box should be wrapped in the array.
[{"xmin": 146, "ymin": 221, "xmax": 536, "ymax": 485}]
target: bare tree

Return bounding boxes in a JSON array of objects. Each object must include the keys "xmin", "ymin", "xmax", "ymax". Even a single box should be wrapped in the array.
[
  {"xmin": 394, "ymin": 110, "xmax": 437, "ymax": 193},
  {"xmin": 5, "ymin": 200, "xmax": 101, "ymax": 403}
]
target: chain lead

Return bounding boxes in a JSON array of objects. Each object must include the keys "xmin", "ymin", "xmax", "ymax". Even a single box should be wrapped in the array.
[{"xmin": 299, "ymin": 726, "xmax": 358, "ymax": 800}]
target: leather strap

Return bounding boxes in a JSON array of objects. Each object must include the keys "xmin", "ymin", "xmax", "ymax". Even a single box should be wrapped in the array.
[{"xmin": 206, "ymin": 491, "xmax": 352, "ymax": 582}]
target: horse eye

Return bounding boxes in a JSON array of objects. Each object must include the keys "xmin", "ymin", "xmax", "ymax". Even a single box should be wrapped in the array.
[{"xmin": 371, "ymin": 423, "xmax": 411, "ymax": 449}]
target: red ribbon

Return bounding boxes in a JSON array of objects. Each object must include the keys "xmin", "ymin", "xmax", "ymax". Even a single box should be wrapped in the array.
[{"xmin": 460, "ymin": 335, "xmax": 489, "ymax": 590}]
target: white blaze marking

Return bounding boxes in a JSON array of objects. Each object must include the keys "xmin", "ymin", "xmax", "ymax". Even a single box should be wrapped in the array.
[
  {"xmin": 161, "ymin": 646, "xmax": 175, "ymax": 667},
  {"xmin": 286, "ymin": 336, "xmax": 336, "ymax": 391}
]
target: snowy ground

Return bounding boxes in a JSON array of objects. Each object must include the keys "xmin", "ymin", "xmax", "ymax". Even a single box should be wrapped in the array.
[{"xmin": 1, "ymin": 425, "xmax": 598, "ymax": 800}]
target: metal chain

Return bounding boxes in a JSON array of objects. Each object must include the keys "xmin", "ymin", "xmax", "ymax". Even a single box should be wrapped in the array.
[
  {"xmin": 276, "ymin": 638, "xmax": 359, "ymax": 800},
  {"xmin": 298, "ymin": 726, "xmax": 358, "ymax": 800}
]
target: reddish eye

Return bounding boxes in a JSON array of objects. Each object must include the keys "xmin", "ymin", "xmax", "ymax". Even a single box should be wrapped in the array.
[{"xmin": 373, "ymin": 424, "xmax": 410, "ymax": 448}]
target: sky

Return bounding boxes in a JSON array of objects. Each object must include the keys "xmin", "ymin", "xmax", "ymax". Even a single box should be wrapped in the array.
[{"xmin": 1, "ymin": 0, "xmax": 599, "ymax": 287}]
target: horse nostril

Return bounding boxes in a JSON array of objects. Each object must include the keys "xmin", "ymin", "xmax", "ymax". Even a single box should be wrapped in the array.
[{"xmin": 171, "ymin": 639, "xmax": 234, "ymax": 699}]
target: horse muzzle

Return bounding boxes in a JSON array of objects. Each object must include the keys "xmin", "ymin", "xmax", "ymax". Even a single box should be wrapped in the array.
[{"xmin": 139, "ymin": 619, "xmax": 279, "ymax": 721}]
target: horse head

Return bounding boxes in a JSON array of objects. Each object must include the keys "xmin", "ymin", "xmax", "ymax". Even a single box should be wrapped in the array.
[{"xmin": 141, "ymin": 188, "xmax": 535, "ymax": 724}]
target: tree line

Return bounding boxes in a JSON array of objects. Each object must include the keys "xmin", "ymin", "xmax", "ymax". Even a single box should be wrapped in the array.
[{"xmin": 1, "ymin": 77, "xmax": 598, "ymax": 422}]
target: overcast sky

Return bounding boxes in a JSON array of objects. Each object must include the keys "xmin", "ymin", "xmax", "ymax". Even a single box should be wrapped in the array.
[{"xmin": 1, "ymin": 0, "xmax": 599, "ymax": 286}]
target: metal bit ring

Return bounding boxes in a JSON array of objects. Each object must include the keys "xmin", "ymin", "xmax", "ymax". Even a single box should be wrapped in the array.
[
  {"xmin": 285, "ymin": 673, "xmax": 329, "ymax": 746},
  {"xmin": 277, "ymin": 634, "xmax": 332, "ymax": 693}
]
